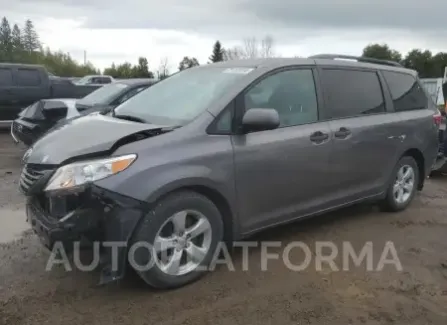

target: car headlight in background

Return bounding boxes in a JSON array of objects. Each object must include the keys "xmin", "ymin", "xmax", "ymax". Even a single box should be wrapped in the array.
[{"xmin": 44, "ymin": 154, "xmax": 137, "ymax": 191}]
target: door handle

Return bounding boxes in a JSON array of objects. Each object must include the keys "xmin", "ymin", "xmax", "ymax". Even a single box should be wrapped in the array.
[
  {"xmin": 310, "ymin": 131, "xmax": 329, "ymax": 143},
  {"xmin": 334, "ymin": 127, "xmax": 351, "ymax": 139}
]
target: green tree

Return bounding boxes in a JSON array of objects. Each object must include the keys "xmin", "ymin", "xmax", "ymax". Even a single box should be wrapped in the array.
[
  {"xmin": 361, "ymin": 43, "xmax": 447, "ymax": 78},
  {"xmin": 11, "ymin": 24, "xmax": 23, "ymax": 61},
  {"xmin": 209, "ymin": 41, "xmax": 224, "ymax": 63},
  {"xmin": 22, "ymin": 19, "xmax": 40, "ymax": 53},
  {"xmin": 362, "ymin": 43, "xmax": 402, "ymax": 63},
  {"xmin": 431, "ymin": 52, "xmax": 447, "ymax": 79},
  {"xmin": 104, "ymin": 57, "xmax": 154, "ymax": 78},
  {"xmin": 103, "ymin": 63, "xmax": 118, "ymax": 77},
  {"xmin": 132, "ymin": 57, "xmax": 154, "ymax": 78},
  {"xmin": 402, "ymin": 49, "xmax": 435, "ymax": 78},
  {"xmin": 178, "ymin": 56, "xmax": 199, "ymax": 71},
  {"xmin": 0, "ymin": 17, "xmax": 13, "ymax": 61}
]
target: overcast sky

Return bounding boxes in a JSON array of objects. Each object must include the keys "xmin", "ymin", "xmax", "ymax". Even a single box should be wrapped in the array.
[{"xmin": 4, "ymin": 0, "xmax": 447, "ymax": 72}]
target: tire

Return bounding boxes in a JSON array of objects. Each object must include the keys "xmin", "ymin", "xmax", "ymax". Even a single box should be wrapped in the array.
[
  {"xmin": 379, "ymin": 156, "xmax": 419, "ymax": 212},
  {"xmin": 130, "ymin": 191, "xmax": 224, "ymax": 289}
]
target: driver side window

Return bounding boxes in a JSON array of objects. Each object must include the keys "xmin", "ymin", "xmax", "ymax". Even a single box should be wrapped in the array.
[{"xmin": 244, "ymin": 69, "xmax": 319, "ymax": 128}]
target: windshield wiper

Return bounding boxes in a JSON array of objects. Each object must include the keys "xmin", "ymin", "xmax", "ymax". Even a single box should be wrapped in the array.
[{"xmin": 113, "ymin": 114, "xmax": 147, "ymax": 123}]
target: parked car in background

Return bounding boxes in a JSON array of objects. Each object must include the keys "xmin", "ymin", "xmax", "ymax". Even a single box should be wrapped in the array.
[
  {"xmin": 11, "ymin": 99, "xmax": 78, "ymax": 146},
  {"xmin": 74, "ymin": 75, "xmax": 115, "ymax": 86},
  {"xmin": 74, "ymin": 79, "xmax": 154, "ymax": 113},
  {"xmin": 0, "ymin": 63, "xmax": 101, "ymax": 125},
  {"xmin": 20, "ymin": 55, "xmax": 438, "ymax": 290},
  {"xmin": 11, "ymin": 79, "xmax": 154, "ymax": 146}
]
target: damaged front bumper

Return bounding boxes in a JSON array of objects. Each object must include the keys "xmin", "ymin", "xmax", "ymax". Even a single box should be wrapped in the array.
[
  {"xmin": 11, "ymin": 118, "xmax": 41, "ymax": 146},
  {"xmin": 26, "ymin": 185, "xmax": 148, "ymax": 285}
]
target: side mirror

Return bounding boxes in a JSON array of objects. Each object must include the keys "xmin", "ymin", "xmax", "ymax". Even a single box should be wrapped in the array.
[{"xmin": 241, "ymin": 108, "xmax": 280, "ymax": 133}]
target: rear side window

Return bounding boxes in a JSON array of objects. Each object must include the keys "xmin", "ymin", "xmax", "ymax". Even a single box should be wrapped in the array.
[
  {"xmin": 17, "ymin": 68, "xmax": 41, "ymax": 86},
  {"xmin": 382, "ymin": 71, "xmax": 427, "ymax": 111},
  {"xmin": 321, "ymin": 69, "xmax": 385, "ymax": 119},
  {"xmin": 100, "ymin": 77, "xmax": 112, "ymax": 84},
  {"xmin": 0, "ymin": 68, "xmax": 13, "ymax": 86}
]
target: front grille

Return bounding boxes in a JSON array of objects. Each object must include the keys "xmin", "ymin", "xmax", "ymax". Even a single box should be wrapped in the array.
[
  {"xmin": 19, "ymin": 165, "xmax": 49, "ymax": 194},
  {"xmin": 13, "ymin": 122, "xmax": 27, "ymax": 133}
]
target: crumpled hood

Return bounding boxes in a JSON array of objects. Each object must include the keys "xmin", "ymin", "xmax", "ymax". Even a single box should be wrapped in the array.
[{"xmin": 25, "ymin": 114, "xmax": 167, "ymax": 165}]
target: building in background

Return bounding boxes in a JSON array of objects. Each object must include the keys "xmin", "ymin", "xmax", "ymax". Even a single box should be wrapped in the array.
[{"xmin": 420, "ymin": 77, "xmax": 445, "ymax": 106}]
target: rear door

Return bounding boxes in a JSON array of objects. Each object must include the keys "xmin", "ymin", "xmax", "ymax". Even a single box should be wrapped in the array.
[
  {"xmin": 232, "ymin": 67, "xmax": 334, "ymax": 232},
  {"xmin": 13, "ymin": 67, "xmax": 48, "ymax": 115},
  {"xmin": 0, "ymin": 66, "xmax": 18, "ymax": 121},
  {"xmin": 318, "ymin": 67, "xmax": 403, "ymax": 203}
]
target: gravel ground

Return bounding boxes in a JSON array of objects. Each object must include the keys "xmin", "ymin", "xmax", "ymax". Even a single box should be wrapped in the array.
[{"xmin": 0, "ymin": 131, "xmax": 447, "ymax": 325}]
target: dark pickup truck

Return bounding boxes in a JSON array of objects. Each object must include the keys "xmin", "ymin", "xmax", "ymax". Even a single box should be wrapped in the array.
[{"xmin": 0, "ymin": 63, "xmax": 101, "ymax": 125}]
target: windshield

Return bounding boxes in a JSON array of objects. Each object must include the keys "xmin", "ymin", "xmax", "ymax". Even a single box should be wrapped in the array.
[
  {"xmin": 78, "ymin": 83, "xmax": 128, "ymax": 105},
  {"xmin": 20, "ymin": 102, "xmax": 45, "ymax": 120},
  {"xmin": 114, "ymin": 67, "xmax": 254, "ymax": 125}
]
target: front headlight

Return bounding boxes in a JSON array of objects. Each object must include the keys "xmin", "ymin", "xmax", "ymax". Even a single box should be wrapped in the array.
[{"xmin": 44, "ymin": 154, "xmax": 137, "ymax": 192}]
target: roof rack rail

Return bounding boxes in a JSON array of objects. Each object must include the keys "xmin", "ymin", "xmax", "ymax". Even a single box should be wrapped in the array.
[{"xmin": 309, "ymin": 54, "xmax": 403, "ymax": 67}]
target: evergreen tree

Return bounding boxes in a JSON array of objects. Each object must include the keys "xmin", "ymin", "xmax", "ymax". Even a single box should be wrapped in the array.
[
  {"xmin": 209, "ymin": 41, "xmax": 224, "ymax": 63},
  {"xmin": 22, "ymin": 19, "xmax": 40, "ymax": 53},
  {"xmin": 11, "ymin": 24, "xmax": 23, "ymax": 61},
  {"xmin": 0, "ymin": 17, "xmax": 13, "ymax": 61}
]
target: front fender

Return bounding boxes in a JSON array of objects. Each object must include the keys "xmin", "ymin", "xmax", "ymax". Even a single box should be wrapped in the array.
[{"xmin": 96, "ymin": 159, "xmax": 237, "ymax": 211}]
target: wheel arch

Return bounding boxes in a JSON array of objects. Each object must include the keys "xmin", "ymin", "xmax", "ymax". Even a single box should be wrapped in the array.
[
  {"xmin": 400, "ymin": 148, "xmax": 425, "ymax": 190},
  {"xmin": 146, "ymin": 180, "xmax": 237, "ymax": 245}
]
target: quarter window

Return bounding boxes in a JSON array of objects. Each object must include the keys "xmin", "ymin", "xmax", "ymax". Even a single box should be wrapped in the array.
[
  {"xmin": 321, "ymin": 69, "xmax": 385, "ymax": 118},
  {"xmin": 244, "ymin": 69, "xmax": 319, "ymax": 128},
  {"xmin": 214, "ymin": 107, "xmax": 233, "ymax": 133},
  {"xmin": 382, "ymin": 71, "xmax": 427, "ymax": 111}
]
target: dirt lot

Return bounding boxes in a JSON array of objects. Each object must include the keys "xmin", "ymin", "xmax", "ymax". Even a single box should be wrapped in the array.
[{"xmin": 0, "ymin": 131, "xmax": 446, "ymax": 325}]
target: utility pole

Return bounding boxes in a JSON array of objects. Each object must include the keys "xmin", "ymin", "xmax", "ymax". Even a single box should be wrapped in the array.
[{"xmin": 84, "ymin": 50, "xmax": 86, "ymax": 65}]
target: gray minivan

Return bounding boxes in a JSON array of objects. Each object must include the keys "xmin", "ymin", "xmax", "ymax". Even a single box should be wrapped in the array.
[{"xmin": 20, "ymin": 55, "xmax": 439, "ymax": 289}]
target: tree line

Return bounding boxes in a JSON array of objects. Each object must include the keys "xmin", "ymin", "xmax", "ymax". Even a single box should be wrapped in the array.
[
  {"xmin": 1, "ymin": 16, "xmax": 446, "ymax": 79},
  {"xmin": 362, "ymin": 44, "xmax": 447, "ymax": 78}
]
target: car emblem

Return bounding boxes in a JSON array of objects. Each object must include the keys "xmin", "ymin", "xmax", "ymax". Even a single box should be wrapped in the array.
[
  {"xmin": 17, "ymin": 124, "xmax": 23, "ymax": 132},
  {"xmin": 22, "ymin": 147, "xmax": 33, "ymax": 164}
]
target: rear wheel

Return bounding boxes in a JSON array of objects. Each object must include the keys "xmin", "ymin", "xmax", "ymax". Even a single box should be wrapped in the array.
[
  {"xmin": 130, "ymin": 191, "xmax": 224, "ymax": 289},
  {"xmin": 380, "ymin": 156, "xmax": 419, "ymax": 212}
]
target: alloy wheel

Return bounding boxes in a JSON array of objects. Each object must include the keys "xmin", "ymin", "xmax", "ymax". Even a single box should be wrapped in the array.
[
  {"xmin": 153, "ymin": 210, "xmax": 212, "ymax": 276},
  {"xmin": 393, "ymin": 164, "xmax": 415, "ymax": 204}
]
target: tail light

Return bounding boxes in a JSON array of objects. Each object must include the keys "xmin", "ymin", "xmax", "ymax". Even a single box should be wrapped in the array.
[{"xmin": 433, "ymin": 112, "xmax": 442, "ymax": 128}]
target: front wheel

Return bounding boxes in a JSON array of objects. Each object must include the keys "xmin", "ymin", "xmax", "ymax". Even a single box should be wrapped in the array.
[
  {"xmin": 130, "ymin": 191, "xmax": 224, "ymax": 289},
  {"xmin": 379, "ymin": 156, "xmax": 419, "ymax": 212}
]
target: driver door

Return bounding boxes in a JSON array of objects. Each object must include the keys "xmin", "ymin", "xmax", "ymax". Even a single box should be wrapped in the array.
[{"xmin": 232, "ymin": 68, "xmax": 333, "ymax": 233}]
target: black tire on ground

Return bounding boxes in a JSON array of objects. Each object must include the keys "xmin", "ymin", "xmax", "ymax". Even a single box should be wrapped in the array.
[
  {"xmin": 379, "ymin": 156, "xmax": 419, "ymax": 212},
  {"xmin": 130, "ymin": 190, "xmax": 224, "ymax": 289}
]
